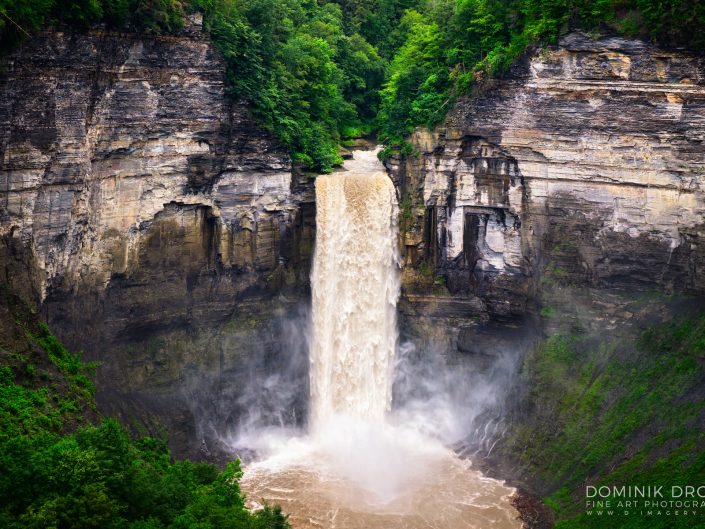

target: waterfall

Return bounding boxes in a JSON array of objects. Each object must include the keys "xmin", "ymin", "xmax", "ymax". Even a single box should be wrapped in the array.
[
  {"xmin": 309, "ymin": 149, "xmax": 399, "ymax": 429},
  {"xmin": 239, "ymin": 148, "xmax": 521, "ymax": 529}
]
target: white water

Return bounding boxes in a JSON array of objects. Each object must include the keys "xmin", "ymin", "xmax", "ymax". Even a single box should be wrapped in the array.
[
  {"xmin": 240, "ymin": 149, "xmax": 521, "ymax": 529},
  {"xmin": 309, "ymin": 149, "xmax": 399, "ymax": 428}
]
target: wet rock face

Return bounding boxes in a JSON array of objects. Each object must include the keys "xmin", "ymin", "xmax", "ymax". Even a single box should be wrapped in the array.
[
  {"xmin": 390, "ymin": 31, "xmax": 705, "ymax": 348},
  {"xmin": 0, "ymin": 30, "xmax": 314, "ymax": 456}
]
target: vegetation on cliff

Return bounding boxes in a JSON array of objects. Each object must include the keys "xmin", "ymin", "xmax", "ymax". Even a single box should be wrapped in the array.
[
  {"xmin": 200, "ymin": 0, "xmax": 387, "ymax": 171},
  {"xmin": 0, "ymin": 293, "xmax": 289, "ymax": 529},
  {"xmin": 1, "ymin": 0, "xmax": 393, "ymax": 172},
  {"xmin": 497, "ymin": 310, "xmax": 705, "ymax": 528},
  {"xmin": 377, "ymin": 0, "xmax": 705, "ymax": 144},
  {"xmin": 2, "ymin": 0, "xmax": 704, "ymax": 169}
]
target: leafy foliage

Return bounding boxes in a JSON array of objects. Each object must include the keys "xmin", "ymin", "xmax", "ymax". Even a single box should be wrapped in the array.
[
  {"xmin": 0, "ymin": 0, "xmax": 185, "ymax": 46},
  {"xmin": 201, "ymin": 0, "xmax": 388, "ymax": 171},
  {"xmin": 0, "ymin": 319, "xmax": 289, "ymax": 529},
  {"xmin": 501, "ymin": 313, "xmax": 705, "ymax": 528}
]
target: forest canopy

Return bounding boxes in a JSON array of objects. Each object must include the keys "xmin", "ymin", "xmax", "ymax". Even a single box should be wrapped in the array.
[{"xmin": 1, "ymin": 0, "xmax": 703, "ymax": 169}]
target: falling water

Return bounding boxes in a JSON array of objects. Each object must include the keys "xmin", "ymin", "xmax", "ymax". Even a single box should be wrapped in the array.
[
  {"xmin": 309, "ymin": 150, "xmax": 399, "ymax": 428},
  {"xmin": 239, "ymin": 149, "xmax": 521, "ymax": 529}
]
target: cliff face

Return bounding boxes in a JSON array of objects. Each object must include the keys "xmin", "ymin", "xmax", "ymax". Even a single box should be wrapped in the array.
[
  {"xmin": 389, "ymin": 32, "xmax": 705, "ymax": 358},
  {"xmin": 0, "ymin": 27, "xmax": 314, "ymax": 457},
  {"xmin": 3, "ymin": 27, "xmax": 705, "ymax": 462}
]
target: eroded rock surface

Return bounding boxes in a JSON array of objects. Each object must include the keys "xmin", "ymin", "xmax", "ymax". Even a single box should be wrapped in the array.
[
  {"xmin": 389, "ymin": 32, "xmax": 705, "ymax": 356},
  {"xmin": 0, "ymin": 29, "xmax": 314, "ymax": 456}
]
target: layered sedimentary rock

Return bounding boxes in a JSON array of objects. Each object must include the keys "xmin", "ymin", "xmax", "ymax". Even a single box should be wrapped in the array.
[
  {"xmin": 3, "ymin": 26, "xmax": 705, "ymax": 461},
  {"xmin": 0, "ymin": 25, "xmax": 313, "ymax": 456},
  {"xmin": 389, "ymin": 32, "xmax": 705, "ymax": 356}
]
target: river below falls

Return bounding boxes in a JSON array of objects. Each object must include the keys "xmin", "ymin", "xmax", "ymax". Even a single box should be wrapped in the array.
[
  {"xmin": 238, "ymin": 419, "xmax": 521, "ymax": 529},
  {"xmin": 241, "ymin": 461, "xmax": 519, "ymax": 529}
]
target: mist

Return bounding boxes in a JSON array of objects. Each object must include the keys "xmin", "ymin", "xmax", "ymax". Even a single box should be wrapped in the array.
[
  {"xmin": 181, "ymin": 149, "xmax": 525, "ymax": 528},
  {"xmin": 178, "ymin": 296, "xmax": 530, "ymax": 487},
  {"xmin": 390, "ymin": 339, "xmax": 521, "ymax": 452}
]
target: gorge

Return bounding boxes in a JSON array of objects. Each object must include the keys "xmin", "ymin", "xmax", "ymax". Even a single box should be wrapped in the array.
[{"xmin": 1, "ymin": 5, "xmax": 704, "ymax": 529}]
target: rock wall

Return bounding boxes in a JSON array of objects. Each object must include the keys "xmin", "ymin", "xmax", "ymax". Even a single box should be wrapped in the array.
[
  {"xmin": 389, "ymin": 32, "xmax": 705, "ymax": 358},
  {"xmin": 0, "ymin": 27, "xmax": 314, "ymax": 457},
  {"xmin": 3, "ymin": 27, "xmax": 705, "ymax": 461}
]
